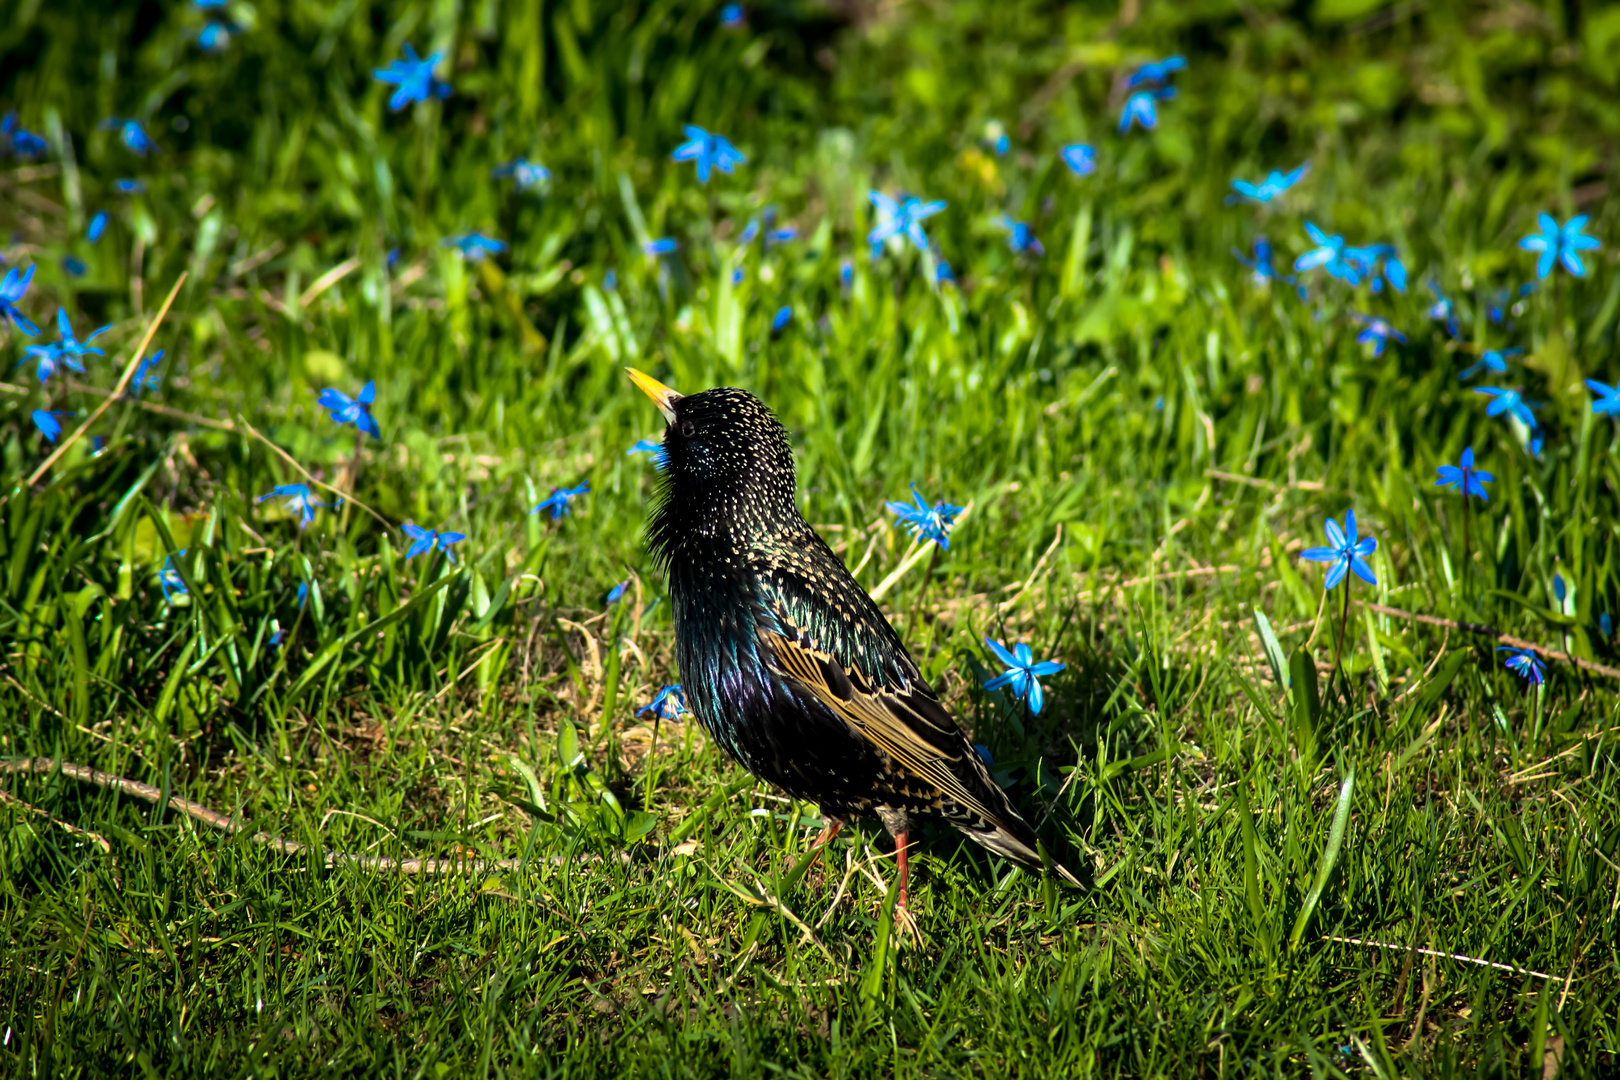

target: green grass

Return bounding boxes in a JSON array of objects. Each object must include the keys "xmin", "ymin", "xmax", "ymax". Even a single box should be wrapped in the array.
[{"xmin": 3, "ymin": 0, "xmax": 1619, "ymax": 1075}]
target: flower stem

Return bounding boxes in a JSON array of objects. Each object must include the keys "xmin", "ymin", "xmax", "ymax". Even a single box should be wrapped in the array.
[
  {"xmin": 1461, "ymin": 496, "xmax": 1472, "ymax": 608},
  {"xmin": 1331, "ymin": 581, "xmax": 1350, "ymax": 694}
]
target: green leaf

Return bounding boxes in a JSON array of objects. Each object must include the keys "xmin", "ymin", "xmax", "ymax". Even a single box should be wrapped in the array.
[{"xmin": 1288, "ymin": 766, "xmax": 1355, "ymax": 950}]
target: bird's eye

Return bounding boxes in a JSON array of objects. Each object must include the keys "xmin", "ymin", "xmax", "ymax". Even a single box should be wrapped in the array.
[{"xmin": 681, "ymin": 420, "xmax": 697, "ymax": 438}]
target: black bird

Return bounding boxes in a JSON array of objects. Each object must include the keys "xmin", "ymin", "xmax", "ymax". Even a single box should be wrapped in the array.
[{"xmin": 628, "ymin": 368, "xmax": 1080, "ymax": 910}]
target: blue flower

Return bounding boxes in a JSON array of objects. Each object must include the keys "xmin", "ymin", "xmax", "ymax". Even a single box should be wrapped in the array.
[
  {"xmin": 194, "ymin": 0, "xmax": 227, "ymax": 7},
  {"xmin": 87, "ymin": 211, "xmax": 109, "ymax": 243},
  {"xmin": 1060, "ymin": 143, "xmax": 1097, "ymax": 177},
  {"xmin": 1118, "ymin": 89, "xmax": 1171, "ymax": 133},
  {"xmin": 1426, "ymin": 280, "xmax": 1460, "ymax": 336},
  {"xmin": 402, "ymin": 522, "xmax": 467, "ymax": 563},
  {"xmin": 374, "ymin": 44, "xmax": 452, "ymax": 112},
  {"xmin": 257, "ymin": 483, "xmax": 337, "ymax": 529},
  {"xmin": 770, "ymin": 305, "xmax": 792, "ymax": 337},
  {"xmin": 1126, "ymin": 55, "xmax": 1186, "ymax": 88},
  {"xmin": 1495, "ymin": 646, "xmax": 1545, "ymax": 686},
  {"xmin": 1300, "ymin": 510, "xmax": 1378, "ymax": 590},
  {"xmin": 2, "ymin": 113, "xmax": 48, "ymax": 157},
  {"xmin": 720, "ymin": 4, "xmax": 746, "ymax": 28},
  {"xmin": 199, "ymin": 21, "xmax": 233, "ymax": 51},
  {"xmin": 114, "ymin": 178, "xmax": 146, "ymax": 194},
  {"xmin": 627, "ymin": 438, "xmax": 668, "ymax": 471},
  {"xmin": 99, "ymin": 118, "xmax": 159, "ymax": 156},
  {"xmin": 63, "ymin": 257, "xmax": 86, "ymax": 278},
  {"xmin": 605, "ymin": 580, "xmax": 630, "ymax": 605},
  {"xmin": 840, "ymin": 259, "xmax": 854, "ymax": 291},
  {"xmin": 1553, "ymin": 573, "xmax": 1567, "ymax": 609},
  {"xmin": 1352, "ymin": 313, "xmax": 1406, "ymax": 356},
  {"xmin": 982, "ymin": 119, "xmax": 1009, "ymax": 155},
  {"xmin": 643, "ymin": 237, "xmax": 678, "ymax": 257},
  {"xmin": 317, "ymin": 381, "xmax": 382, "ymax": 439},
  {"xmin": 994, "ymin": 214, "xmax": 1044, "ymax": 256},
  {"xmin": 1232, "ymin": 238, "xmax": 1291, "ymax": 284},
  {"xmin": 492, "ymin": 158, "xmax": 551, "ymax": 192},
  {"xmin": 604, "ymin": 268, "xmax": 617, "ymax": 290},
  {"xmin": 1459, "ymin": 347, "xmax": 1521, "ymax": 381},
  {"xmin": 1343, "ymin": 244, "xmax": 1407, "ymax": 292},
  {"xmin": 0, "ymin": 264, "xmax": 40, "ymax": 336},
  {"xmin": 530, "ymin": 482, "xmax": 589, "ymax": 519},
  {"xmin": 31, "ymin": 409, "xmax": 67, "ymax": 442},
  {"xmin": 1434, "ymin": 447, "xmax": 1492, "ymax": 501},
  {"xmin": 982, "ymin": 638, "xmax": 1066, "ymax": 716},
  {"xmin": 1585, "ymin": 378, "xmax": 1620, "ymax": 415},
  {"xmin": 129, "ymin": 350, "xmax": 164, "ymax": 397},
  {"xmin": 670, "ymin": 125, "xmax": 746, "ymax": 184},
  {"xmin": 1474, "ymin": 386, "xmax": 1538, "ymax": 430},
  {"xmin": 1229, "ymin": 164, "xmax": 1308, "ymax": 203},
  {"xmin": 159, "ymin": 552, "xmax": 188, "ymax": 603},
  {"xmin": 1602, "ymin": 613, "xmax": 1613, "ymax": 637},
  {"xmin": 1295, "ymin": 222, "xmax": 1347, "ymax": 274},
  {"xmin": 868, "ymin": 192, "xmax": 947, "ymax": 255},
  {"xmin": 1519, "ymin": 213, "xmax": 1600, "ymax": 278},
  {"xmin": 442, "ymin": 233, "xmax": 506, "ymax": 261},
  {"xmin": 935, "ymin": 258, "xmax": 955, "ymax": 284},
  {"xmin": 639, "ymin": 684, "xmax": 689, "ymax": 720},
  {"xmin": 886, "ymin": 483, "xmax": 963, "ymax": 550},
  {"xmin": 26, "ymin": 308, "xmax": 111, "ymax": 376}
]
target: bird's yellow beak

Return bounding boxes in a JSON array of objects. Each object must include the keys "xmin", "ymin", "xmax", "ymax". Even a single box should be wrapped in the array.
[{"xmin": 626, "ymin": 367, "xmax": 683, "ymax": 426}]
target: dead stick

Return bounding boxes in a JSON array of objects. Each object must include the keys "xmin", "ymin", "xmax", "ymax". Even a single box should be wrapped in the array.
[{"xmin": 1362, "ymin": 601, "xmax": 1620, "ymax": 680}]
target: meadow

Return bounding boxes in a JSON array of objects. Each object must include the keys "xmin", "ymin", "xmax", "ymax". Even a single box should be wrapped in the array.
[{"xmin": 2, "ymin": 0, "xmax": 1619, "ymax": 1075}]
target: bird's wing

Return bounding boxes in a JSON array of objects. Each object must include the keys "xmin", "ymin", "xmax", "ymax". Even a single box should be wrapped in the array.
[{"xmin": 757, "ymin": 615, "xmax": 1002, "ymax": 829}]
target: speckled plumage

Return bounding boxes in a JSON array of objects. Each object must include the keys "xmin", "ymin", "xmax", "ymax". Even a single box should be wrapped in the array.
[{"xmin": 632, "ymin": 374, "xmax": 1080, "ymax": 899}]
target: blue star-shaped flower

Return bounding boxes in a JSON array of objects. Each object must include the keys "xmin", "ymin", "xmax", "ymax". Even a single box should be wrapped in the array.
[
  {"xmin": 31, "ymin": 409, "xmax": 67, "ymax": 442},
  {"xmin": 374, "ymin": 44, "xmax": 452, "ymax": 112},
  {"xmin": 1474, "ymin": 386, "xmax": 1538, "ymax": 430},
  {"xmin": 1300, "ymin": 510, "xmax": 1378, "ymax": 590},
  {"xmin": 770, "ymin": 305, "xmax": 792, "ymax": 337},
  {"xmin": 1229, "ymin": 164, "xmax": 1309, "ymax": 204},
  {"xmin": 530, "ymin": 482, "xmax": 590, "ymax": 519},
  {"xmin": 492, "ymin": 158, "xmax": 551, "ymax": 192},
  {"xmin": 114, "ymin": 178, "xmax": 146, "ymax": 194},
  {"xmin": 1434, "ymin": 447, "xmax": 1493, "ymax": 501},
  {"xmin": 1352, "ymin": 313, "xmax": 1407, "ymax": 356},
  {"xmin": 840, "ymin": 259, "xmax": 854, "ymax": 291},
  {"xmin": 0, "ymin": 264, "xmax": 40, "ymax": 336},
  {"xmin": 643, "ymin": 237, "xmax": 679, "ymax": 257},
  {"xmin": 317, "ymin": 381, "xmax": 382, "ymax": 439},
  {"xmin": 158, "ymin": 552, "xmax": 190, "ymax": 603},
  {"xmin": 25, "ymin": 308, "xmax": 112, "ymax": 377},
  {"xmin": 1118, "ymin": 88, "xmax": 1173, "ymax": 133},
  {"xmin": 935, "ymin": 258, "xmax": 955, "ymax": 285},
  {"xmin": 982, "ymin": 638, "xmax": 1066, "ymax": 716},
  {"xmin": 868, "ymin": 192, "xmax": 947, "ymax": 255},
  {"xmin": 257, "ymin": 483, "xmax": 338, "ymax": 529},
  {"xmin": 1060, "ymin": 143, "xmax": 1097, "ymax": 177},
  {"xmin": 1426, "ymin": 279, "xmax": 1460, "ymax": 336},
  {"xmin": 2, "ymin": 113, "xmax": 48, "ymax": 157},
  {"xmin": 670, "ymin": 125, "xmax": 746, "ymax": 184},
  {"xmin": 129, "ymin": 350, "xmax": 165, "ymax": 397},
  {"xmin": 720, "ymin": 4, "xmax": 746, "ymax": 28},
  {"xmin": 994, "ymin": 214, "xmax": 1044, "ymax": 256},
  {"xmin": 1343, "ymin": 243, "xmax": 1407, "ymax": 292},
  {"xmin": 1519, "ymin": 213, "xmax": 1601, "ymax": 279},
  {"xmin": 1496, "ymin": 646, "xmax": 1545, "ymax": 686},
  {"xmin": 1126, "ymin": 56, "xmax": 1186, "ymax": 87},
  {"xmin": 199, "ymin": 21, "xmax": 234, "ymax": 51},
  {"xmin": 1459, "ymin": 347, "xmax": 1521, "ymax": 381},
  {"xmin": 88, "ymin": 211, "xmax": 109, "ymax": 243},
  {"xmin": 442, "ymin": 234, "xmax": 506, "ymax": 261},
  {"xmin": 604, "ymin": 579, "xmax": 630, "ymax": 605},
  {"xmin": 1295, "ymin": 222, "xmax": 1347, "ymax": 274},
  {"xmin": 402, "ymin": 522, "xmax": 467, "ymax": 563},
  {"xmin": 639, "ymin": 684, "xmax": 690, "ymax": 720},
  {"xmin": 1585, "ymin": 378, "xmax": 1620, "ymax": 415},
  {"xmin": 886, "ymin": 483, "xmax": 963, "ymax": 550},
  {"xmin": 1232, "ymin": 238, "xmax": 1293, "ymax": 284},
  {"xmin": 99, "ymin": 117, "xmax": 159, "ymax": 156},
  {"xmin": 627, "ymin": 438, "xmax": 669, "ymax": 470}
]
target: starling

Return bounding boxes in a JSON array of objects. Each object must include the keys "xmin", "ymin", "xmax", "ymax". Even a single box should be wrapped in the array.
[{"xmin": 628, "ymin": 368, "xmax": 1081, "ymax": 910}]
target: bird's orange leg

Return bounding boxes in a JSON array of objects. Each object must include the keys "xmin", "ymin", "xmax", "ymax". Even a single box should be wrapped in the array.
[
  {"xmin": 894, "ymin": 829, "xmax": 911, "ymax": 912},
  {"xmin": 807, "ymin": 815, "xmax": 845, "ymax": 881}
]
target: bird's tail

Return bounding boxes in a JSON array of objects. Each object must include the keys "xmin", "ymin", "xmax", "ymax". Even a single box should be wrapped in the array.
[{"xmin": 946, "ymin": 796, "xmax": 1083, "ymax": 887}]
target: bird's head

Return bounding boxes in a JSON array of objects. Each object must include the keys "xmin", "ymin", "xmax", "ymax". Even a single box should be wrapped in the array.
[{"xmin": 627, "ymin": 368, "xmax": 802, "ymax": 558}]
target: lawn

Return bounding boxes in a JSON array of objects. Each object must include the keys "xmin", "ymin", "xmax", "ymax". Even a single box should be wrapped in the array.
[{"xmin": 2, "ymin": 0, "xmax": 1618, "ymax": 1075}]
